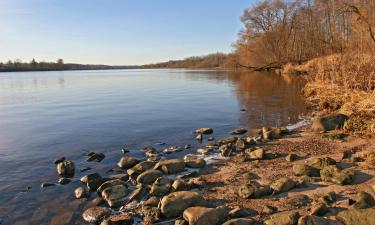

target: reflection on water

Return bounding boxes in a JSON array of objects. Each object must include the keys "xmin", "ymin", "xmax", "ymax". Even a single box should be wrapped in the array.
[{"xmin": 0, "ymin": 69, "xmax": 306, "ymax": 224}]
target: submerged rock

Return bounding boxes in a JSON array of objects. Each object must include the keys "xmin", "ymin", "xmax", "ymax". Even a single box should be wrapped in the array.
[
  {"xmin": 230, "ymin": 128, "xmax": 248, "ymax": 135},
  {"xmin": 82, "ymin": 207, "xmax": 111, "ymax": 223},
  {"xmin": 58, "ymin": 178, "xmax": 71, "ymax": 185},
  {"xmin": 57, "ymin": 160, "xmax": 75, "ymax": 178},
  {"xmin": 75, "ymin": 187, "xmax": 89, "ymax": 199},
  {"xmin": 264, "ymin": 211, "xmax": 300, "ymax": 225},
  {"xmin": 183, "ymin": 207, "xmax": 228, "ymax": 225},
  {"xmin": 87, "ymin": 152, "xmax": 105, "ymax": 162},
  {"xmin": 159, "ymin": 191, "xmax": 206, "ymax": 218}
]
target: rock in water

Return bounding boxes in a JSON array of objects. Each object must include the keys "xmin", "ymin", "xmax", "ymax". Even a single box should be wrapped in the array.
[
  {"xmin": 154, "ymin": 159, "xmax": 185, "ymax": 174},
  {"xmin": 320, "ymin": 166, "xmax": 354, "ymax": 185},
  {"xmin": 117, "ymin": 157, "xmax": 140, "ymax": 169},
  {"xmin": 159, "ymin": 191, "xmax": 206, "ymax": 218},
  {"xmin": 75, "ymin": 187, "xmax": 89, "ymax": 199},
  {"xmin": 57, "ymin": 160, "xmax": 75, "ymax": 178},
  {"xmin": 137, "ymin": 169, "xmax": 163, "ymax": 184},
  {"xmin": 183, "ymin": 207, "xmax": 228, "ymax": 225},
  {"xmin": 222, "ymin": 218, "xmax": 255, "ymax": 225},
  {"xmin": 81, "ymin": 173, "xmax": 102, "ymax": 184},
  {"xmin": 127, "ymin": 161, "xmax": 156, "ymax": 177},
  {"xmin": 270, "ymin": 178, "xmax": 296, "ymax": 194},
  {"xmin": 82, "ymin": 207, "xmax": 111, "ymax": 223},
  {"xmin": 336, "ymin": 208, "xmax": 375, "ymax": 225},
  {"xmin": 264, "ymin": 211, "xmax": 300, "ymax": 225},
  {"xmin": 195, "ymin": 128, "xmax": 213, "ymax": 134},
  {"xmin": 230, "ymin": 128, "xmax": 248, "ymax": 135},
  {"xmin": 311, "ymin": 114, "xmax": 348, "ymax": 132}
]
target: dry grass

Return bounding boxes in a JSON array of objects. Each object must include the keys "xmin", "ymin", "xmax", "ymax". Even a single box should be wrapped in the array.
[{"xmin": 296, "ymin": 52, "xmax": 375, "ymax": 134}]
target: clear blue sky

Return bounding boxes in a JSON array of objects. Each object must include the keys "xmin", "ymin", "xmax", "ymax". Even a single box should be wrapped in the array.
[{"xmin": 0, "ymin": 0, "xmax": 252, "ymax": 65}]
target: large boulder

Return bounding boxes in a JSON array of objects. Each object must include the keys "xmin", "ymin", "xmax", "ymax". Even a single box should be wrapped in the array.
[
  {"xmin": 57, "ymin": 160, "xmax": 75, "ymax": 178},
  {"xmin": 270, "ymin": 178, "xmax": 296, "ymax": 194},
  {"xmin": 311, "ymin": 114, "xmax": 348, "ymax": 132},
  {"xmin": 159, "ymin": 191, "xmax": 206, "ymax": 218},
  {"xmin": 183, "ymin": 207, "xmax": 228, "ymax": 225},
  {"xmin": 293, "ymin": 164, "xmax": 320, "ymax": 177},
  {"xmin": 82, "ymin": 207, "xmax": 111, "ymax": 223},
  {"xmin": 222, "ymin": 218, "xmax": 255, "ymax": 225},
  {"xmin": 309, "ymin": 157, "xmax": 336, "ymax": 170},
  {"xmin": 154, "ymin": 159, "xmax": 185, "ymax": 174},
  {"xmin": 264, "ymin": 211, "xmax": 300, "ymax": 225},
  {"xmin": 136, "ymin": 169, "xmax": 163, "ymax": 185},
  {"xmin": 336, "ymin": 208, "xmax": 375, "ymax": 225},
  {"xmin": 320, "ymin": 166, "xmax": 354, "ymax": 185},
  {"xmin": 117, "ymin": 156, "xmax": 140, "ymax": 169}
]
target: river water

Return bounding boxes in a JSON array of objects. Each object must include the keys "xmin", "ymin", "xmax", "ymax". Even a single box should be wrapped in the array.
[{"xmin": 0, "ymin": 69, "xmax": 306, "ymax": 224}]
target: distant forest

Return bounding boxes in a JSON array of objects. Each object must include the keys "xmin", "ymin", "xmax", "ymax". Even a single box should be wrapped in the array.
[{"xmin": 0, "ymin": 58, "xmax": 138, "ymax": 72}]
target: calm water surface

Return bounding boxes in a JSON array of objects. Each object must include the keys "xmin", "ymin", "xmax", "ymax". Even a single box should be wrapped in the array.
[{"xmin": 0, "ymin": 69, "xmax": 306, "ymax": 224}]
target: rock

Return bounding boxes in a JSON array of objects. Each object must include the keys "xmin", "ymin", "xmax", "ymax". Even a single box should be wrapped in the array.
[
  {"xmin": 309, "ymin": 157, "xmax": 336, "ymax": 170},
  {"xmin": 286, "ymin": 194, "xmax": 311, "ymax": 208},
  {"xmin": 87, "ymin": 152, "xmax": 105, "ymax": 162},
  {"xmin": 172, "ymin": 179, "xmax": 189, "ymax": 191},
  {"xmin": 264, "ymin": 211, "xmax": 300, "ymax": 225},
  {"xmin": 109, "ymin": 174, "xmax": 129, "ymax": 182},
  {"xmin": 175, "ymin": 219, "xmax": 188, "ymax": 225},
  {"xmin": 222, "ymin": 218, "xmax": 255, "ymax": 225},
  {"xmin": 263, "ymin": 127, "xmax": 283, "ymax": 140},
  {"xmin": 311, "ymin": 114, "xmax": 348, "ymax": 132},
  {"xmin": 101, "ymin": 184, "xmax": 128, "ymax": 207},
  {"xmin": 57, "ymin": 160, "xmax": 75, "ymax": 178},
  {"xmin": 164, "ymin": 146, "xmax": 183, "ymax": 154},
  {"xmin": 185, "ymin": 158, "xmax": 206, "ymax": 168},
  {"xmin": 75, "ymin": 187, "xmax": 89, "ymax": 199},
  {"xmin": 235, "ymin": 138, "xmax": 246, "ymax": 151},
  {"xmin": 53, "ymin": 157, "xmax": 66, "ymax": 164},
  {"xmin": 144, "ymin": 196, "xmax": 160, "ymax": 207},
  {"xmin": 159, "ymin": 191, "xmax": 206, "ymax": 218},
  {"xmin": 293, "ymin": 165, "xmax": 320, "ymax": 177},
  {"xmin": 245, "ymin": 137, "xmax": 256, "ymax": 145},
  {"xmin": 137, "ymin": 169, "xmax": 163, "ymax": 184},
  {"xmin": 196, "ymin": 134, "xmax": 203, "ymax": 142},
  {"xmin": 127, "ymin": 161, "xmax": 155, "ymax": 177},
  {"xmin": 81, "ymin": 173, "xmax": 102, "ymax": 184},
  {"xmin": 154, "ymin": 159, "xmax": 185, "ymax": 174},
  {"xmin": 91, "ymin": 197, "xmax": 105, "ymax": 206},
  {"xmin": 183, "ymin": 207, "xmax": 228, "ymax": 225},
  {"xmin": 238, "ymin": 183, "xmax": 271, "ymax": 199},
  {"xmin": 310, "ymin": 203, "xmax": 328, "ymax": 216},
  {"xmin": 350, "ymin": 191, "xmax": 375, "ymax": 209},
  {"xmin": 319, "ymin": 192, "xmax": 337, "ymax": 205},
  {"xmin": 262, "ymin": 205, "xmax": 278, "ymax": 214},
  {"xmin": 286, "ymin": 153, "xmax": 298, "ymax": 162},
  {"xmin": 82, "ymin": 207, "xmax": 112, "ymax": 223},
  {"xmin": 228, "ymin": 207, "xmax": 256, "ymax": 218},
  {"xmin": 187, "ymin": 177, "xmax": 206, "ymax": 189},
  {"xmin": 336, "ymin": 208, "xmax": 375, "ymax": 225},
  {"xmin": 41, "ymin": 183, "xmax": 56, "ymax": 188},
  {"xmin": 121, "ymin": 146, "xmax": 129, "ymax": 154},
  {"xmin": 208, "ymin": 137, "xmax": 215, "ymax": 141},
  {"xmin": 97, "ymin": 179, "xmax": 127, "ymax": 194},
  {"xmin": 100, "ymin": 213, "xmax": 133, "ymax": 225},
  {"xmin": 150, "ymin": 176, "xmax": 171, "ymax": 197},
  {"xmin": 87, "ymin": 178, "xmax": 108, "ymax": 192},
  {"xmin": 248, "ymin": 148, "xmax": 264, "ymax": 160},
  {"xmin": 58, "ymin": 178, "xmax": 71, "ymax": 185},
  {"xmin": 117, "ymin": 157, "xmax": 140, "ymax": 169},
  {"xmin": 297, "ymin": 215, "xmax": 332, "ymax": 225},
  {"xmin": 128, "ymin": 184, "xmax": 149, "ymax": 202},
  {"xmin": 230, "ymin": 128, "xmax": 248, "ymax": 135},
  {"xmin": 320, "ymin": 166, "xmax": 354, "ymax": 185},
  {"xmin": 220, "ymin": 144, "xmax": 233, "ymax": 157},
  {"xmin": 217, "ymin": 137, "xmax": 238, "ymax": 145},
  {"xmin": 270, "ymin": 178, "xmax": 296, "ymax": 194},
  {"xmin": 196, "ymin": 128, "xmax": 213, "ymax": 134}
]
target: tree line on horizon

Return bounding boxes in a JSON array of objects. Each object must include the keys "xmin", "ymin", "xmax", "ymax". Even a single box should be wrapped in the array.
[{"xmin": 143, "ymin": 0, "xmax": 375, "ymax": 69}]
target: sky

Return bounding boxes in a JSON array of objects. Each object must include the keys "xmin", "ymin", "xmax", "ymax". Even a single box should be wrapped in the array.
[{"xmin": 0, "ymin": 0, "xmax": 252, "ymax": 65}]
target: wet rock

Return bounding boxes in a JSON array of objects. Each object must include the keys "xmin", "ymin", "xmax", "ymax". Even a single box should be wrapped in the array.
[
  {"xmin": 220, "ymin": 144, "xmax": 234, "ymax": 157},
  {"xmin": 311, "ymin": 114, "xmax": 348, "ymax": 132},
  {"xmin": 121, "ymin": 146, "xmax": 129, "ymax": 154},
  {"xmin": 320, "ymin": 166, "xmax": 354, "ymax": 185},
  {"xmin": 150, "ymin": 176, "xmax": 171, "ymax": 197},
  {"xmin": 97, "ymin": 179, "xmax": 127, "ymax": 194},
  {"xmin": 101, "ymin": 182, "xmax": 129, "ymax": 207},
  {"xmin": 286, "ymin": 153, "xmax": 298, "ymax": 162},
  {"xmin": 81, "ymin": 173, "xmax": 102, "ymax": 184},
  {"xmin": 183, "ymin": 207, "xmax": 228, "ymax": 225},
  {"xmin": 230, "ymin": 128, "xmax": 248, "ymax": 135},
  {"xmin": 235, "ymin": 138, "xmax": 246, "ymax": 151},
  {"xmin": 175, "ymin": 219, "xmax": 188, "ymax": 225},
  {"xmin": 208, "ymin": 137, "xmax": 215, "ymax": 141},
  {"xmin": 196, "ymin": 134, "xmax": 203, "ymax": 142},
  {"xmin": 262, "ymin": 205, "xmax": 278, "ymax": 214},
  {"xmin": 80, "ymin": 167, "xmax": 92, "ymax": 172},
  {"xmin": 297, "ymin": 215, "xmax": 332, "ymax": 225},
  {"xmin": 248, "ymin": 148, "xmax": 264, "ymax": 160},
  {"xmin": 91, "ymin": 197, "xmax": 105, "ymax": 206},
  {"xmin": 238, "ymin": 183, "xmax": 271, "ymax": 199},
  {"xmin": 350, "ymin": 191, "xmax": 375, "ymax": 209},
  {"xmin": 75, "ymin": 187, "xmax": 89, "ymax": 199},
  {"xmin": 57, "ymin": 160, "xmax": 75, "ymax": 178},
  {"xmin": 197, "ymin": 148, "xmax": 212, "ymax": 155},
  {"xmin": 144, "ymin": 196, "xmax": 160, "ymax": 207},
  {"xmin": 270, "ymin": 178, "xmax": 296, "ymax": 194},
  {"xmin": 109, "ymin": 174, "xmax": 129, "ymax": 182},
  {"xmin": 127, "ymin": 161, "xmax": 155, "ymax": 177},
  {"xmin": 185, "ymin": 158, "xmax": 206, "ymax": 168},
  {"xmin": 310, "ymin": 203, "xmax": 328, "ymax": 216},
  {"xmin": 117, "ymin": 157, "xmax": 140, "ymax": 169},
  {"xmin": 82, "ymin": 207, "xmax": 111, "ymax": 223},
  {"xmin": 53, "ymin": 157, "xmax": 66, "ymax": 164},
  {"xmin": 137, "ymin": 169, "xmax": 163, "ymax": 184},
  {"xmin": 222, "ymin": 218, "xmax": 256, "ymax": 225},
  {"xmin": 41, "ymin": 182, "xmax": 56, "ymax": 188},
  {"xmin": 264, "ymin": 211, "xmax": 300, "ymax": 225},
  {"xmin": 87, "ymin": 152, "xmax": 106, "ymax": 162},
  {"xmin": 309, "ymin": 157, "xmax": 336, "ymax": 170},
  {"xmin": 87, "ymin": 178, "xmax": 109, "ymax": 192},
  {"xmin": 143, "ymin": 146, "xmax": 156, "ymax": 153},
  {"xmin": 100, "ymin": 213, "xmax": 133, "ymax": 225},
  {"xmin": 172, "ymin": 179, "xmax": 189, "ymax": 191},
  {"xmin": 228, "ymin": 207, "xmax": 256, "ymax": 218},
  {"xmin": 159, "ymin": 191, "xmax": 206, "ymax": 218},
  {"xmin": 164, "ymin": 146, "xmax": 183, "ymax": 154},
  {"xmin": 58, "ymin": 178, "xmax": 71, "ymax": 185},
  {"xmin": 293, "ymin": 165, "xmax": 320, "ymax": 177},
  {"xmin": 196, "ymin": 128, "xmax": 213, "ymax": 134},
  {"xmin": 185, "ymin": 144, "xmax": 192, "ymax": 149},
  {"xmin": 336, "ymin": 208, "xmax": 375, "ymax": 225},
  {"xmin": 217, "ymin": 137, "xmax": 238, "ymax": 145},
  {"xmin": 154, "ymin": 159, "xmax": 185, "ymax": 174},
  {"xmin": 245, "ymin": 137, "xmax": 256, "ymax": 145}
]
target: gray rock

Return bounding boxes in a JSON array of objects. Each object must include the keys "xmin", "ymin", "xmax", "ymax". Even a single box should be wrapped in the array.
[
  {"xmin": 159, "ymin": 191, "xmax": 206, "ymax": 218},
  {"xmin": 117, "ymin": 156, "xmax": 140, "ymax": 169},
  {"xmin": 82, "ymin": 207, "xmax": 111, "ymax": 223},
  {"xmin": 57, "ymin": 160, "xmax": 75, "ymax": 178}
]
